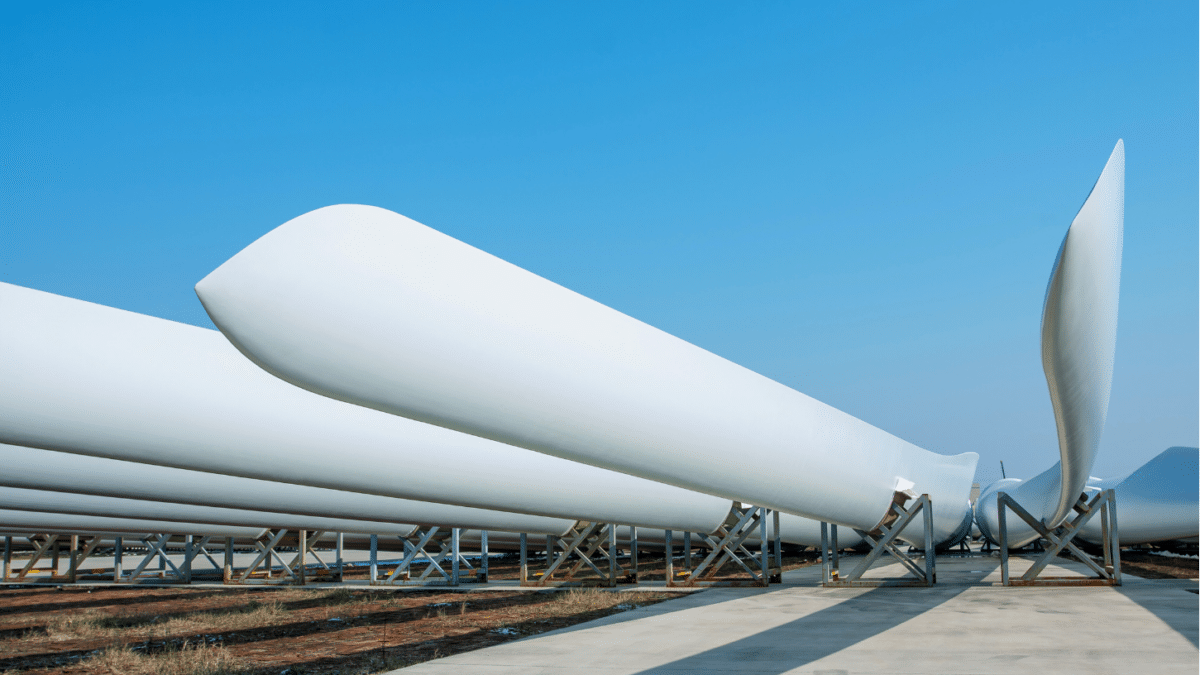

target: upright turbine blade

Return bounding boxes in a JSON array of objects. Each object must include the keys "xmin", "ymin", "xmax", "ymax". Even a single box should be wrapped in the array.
[{"xmin": 1041, "ymin": 139, "xmax": 1124, "ymax": 528}]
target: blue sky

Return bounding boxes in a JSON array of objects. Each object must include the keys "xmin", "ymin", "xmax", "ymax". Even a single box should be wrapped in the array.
[{"xmin": 2, "ymin": 2, "xmax": 1196, "ymax": 486}]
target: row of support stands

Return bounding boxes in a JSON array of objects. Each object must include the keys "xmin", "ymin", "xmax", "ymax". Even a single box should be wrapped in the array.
[
  {"xmin": 367, "ymin": 527, "xmax": 485, "ymax": 586},
  {"xmin": 517, "ymin": 505, "xmax": 783, "ymax": 588},
  {"xmin": 997, "ymin": 489, "xmax": 1121, "ymax": 586},
  {"xmin": 2, "ymin": 492, "xmax": 1121, "ymax": 590},
  {"xmin": 1, "ymin": 532, "xmax": 346, "ymax": 585}
]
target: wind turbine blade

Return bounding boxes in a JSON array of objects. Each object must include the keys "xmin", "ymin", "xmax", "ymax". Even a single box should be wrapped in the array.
[{"xmin": 1041, "ymin": 139, "xmax": 1125, "ymax": 528}]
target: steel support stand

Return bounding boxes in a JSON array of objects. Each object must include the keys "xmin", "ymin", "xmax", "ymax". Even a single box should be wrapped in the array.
[
  {"xmin": 12, "ymin": 535, "xmax": 59, "ymax": 581},
  {"xmin": 64, "ymin": 536, "xmax": 105, "ymax": 583},
  {"xmin": 521, "ymin": 522, "xmax": 629, "ymax": 586},
  {"xmin": 822, "ymin": 493, "xmax": 936, "ymax": 587},
  {"xmin": 669, "ymin": 505, "xmax": 777, "ymax": 587},
  {"xmin": 998, "ymin": 489, "xmax": 1121, "ymax": 586},
  {"xmin": 370, "ymin": 527, "xmax": 472, "ymax": 586},
  {"xmin": 2, "ymin": 536, "xmax": 10, "ymax": 581},
  {"xmin": 226, "ymin": 530, "xmax": 302, "ymax": 585},
  {"xmin": 123, "ymin": 534, "xmax": 185, "ymax": 583}
]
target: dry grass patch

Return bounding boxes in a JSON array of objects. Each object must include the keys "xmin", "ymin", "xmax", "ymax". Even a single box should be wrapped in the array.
[
  {"xmin": 42, "ymin": 597, "xmax": 291, "ymax": 642},
  {"xmin": 0, "ymin": 586, "xmax": 683, "ymax": 674},
  {"xmin": 87, "ymin": 641, "xmax": 248, "ymax": 675}
]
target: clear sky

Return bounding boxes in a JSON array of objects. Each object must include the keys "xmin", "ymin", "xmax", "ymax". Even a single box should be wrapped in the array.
[{"xmin": 2, "ymin": 2, "xmax": 1196, "ymax": 487}]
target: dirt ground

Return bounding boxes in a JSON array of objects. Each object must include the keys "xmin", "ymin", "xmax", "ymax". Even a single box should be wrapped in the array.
[
  {"xmin": 2, "ymin": 546, "xmax": 1191, "ymax": 674},
  {"xmin": 0, "ymin": 550, "xmax": 824, "ymax": 674},
  {"xmin": 0, "ymin": 585, "xmax": 682, "ymax": 674},
  {"xmin": 1113, "ymin": 551, "xmax": 1198, "ymax": 580}
]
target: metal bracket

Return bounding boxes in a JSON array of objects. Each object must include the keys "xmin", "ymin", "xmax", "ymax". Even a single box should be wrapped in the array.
[
  {"xmin": 998, "ymin": 489, "xmax": 1121, "ymax": 586},
  {"xmin": 822, "ymin": 493, "xmax": 936, "ymax": 587},
  {"xmin": 666, "ymin": 505, "xmax": 780, "ymax": 587},
  {"xmin": 519, "ymin": 522, "xmax": 630, "ymax": 586}
]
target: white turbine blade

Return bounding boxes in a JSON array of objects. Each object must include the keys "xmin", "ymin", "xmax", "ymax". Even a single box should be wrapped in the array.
[
  {"xmin": 1041, "ymin": 139, "xmax": 1125, "ymax": 527},
  {"xmin": 976, "ymin": 140, "xmax": 1126, "ymax": 547},
  {"xmin": 197, "ymin": 206, "xmax": 977, "ymax": 544},
  {"xmin": 1079, "ymin": 446, "xmax": 1198, "ymax": 545}
]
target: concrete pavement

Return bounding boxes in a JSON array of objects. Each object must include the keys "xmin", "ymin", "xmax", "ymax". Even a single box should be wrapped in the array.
[{"xmin": 392, "ymin": 553, "xmax": 1199, "ymax": 674}]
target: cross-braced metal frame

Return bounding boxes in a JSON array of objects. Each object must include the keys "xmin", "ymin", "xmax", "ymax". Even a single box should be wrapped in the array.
[
  {"xmin": 519, "ymin": 521, "xmax": 633, "ymax": 587},
  {"xmin": 227, "ymin": 529, "xmax": 316, "ymax": 585},
  {"xmin": 821, "ymin": 493, "xmax": 936, "ymax": 587},
  {"xmin": 120, "ymin": 534, "xmax": 224, "ymax": 584},
  {"xmin": 2, "ymin": 534, "xmax": 107, "ymax": 583},
  {"xmin": 368, "ymin": 527, "xmax": 476, "ymax": 586},
  {"xmin": 665, "ymin": 505, "xmax": 780, "ymax": 587},
  {"xmin": 997, "ymin": 489, "xmax": 1121, "ymax": 586}
]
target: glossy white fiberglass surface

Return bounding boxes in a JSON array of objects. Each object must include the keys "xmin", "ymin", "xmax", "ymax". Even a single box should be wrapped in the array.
[
  {"xmin": 0, "ymin": 510, "xmax": 267, "ymax": 538},
  {"xmin": 197, "ymin": 207, "xmax": 977, "ymax": 541},
  {"xmin": 0, "ymin": 486, "xmax": 422, "ymax": 537},
  {"xmin": 0, "ymin": 283, "xmax": 733, "ymax": 534},
  {"xmin": 977, "ymin": 141, "xmax": 1127, "ymax": 546},
  {"xmin": 0, "ymin": 443, "xmax": 576, "ymax": 537}
]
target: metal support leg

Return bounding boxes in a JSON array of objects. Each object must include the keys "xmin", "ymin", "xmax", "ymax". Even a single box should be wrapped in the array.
[
  {"xmin": 519, "ymin": 533, "xmax": 528, "ymax": 584},
  {"xmin": 772, "ymin": 510, "xmax": 782, "ymax": 582},
  {"xmin": 369, "ymin": 534, "xmax": 378, "ymax": 583},
  {"xmin": 664, "ymin": 529, "xmax": 674, "ymax": 583},
  {"xmin": 51, "ymin": 539, "xmax": 60, "ymax": 577},
  {"xmin": 923, "ymin": 499, "xmax": 935, "ymax": 584},
  {"xmin": 223, "ymin": 537, "xmax": 233, "ymax": 583},
  {"xmin": 182, "ymin": 535, "xmax": 193, "ymax": 584},
  {"xmin": 478, "ymin": 531, "xmax": 489, "ymax": 583},
  {"xmin": 67, "ymin": 535, "xmax": 78, "ymax": 583},
  {"xmin": 113, "ymin": 537, "xmax": 123, "ymax": 582},
  {"xmin": 831, "ymin": 524, "xmax": 839, "ymax": 574},
  {"xmin": 608, "ymin": 524, "xmax": 618, "ymax": 587},
  {"xmin": 336, "ymin": 532, "xmax": 344, "ymax": 582},
  {"xmin": 684, "ymin": 532, "xmax": 692, "ymax": 571},
  {"xmin": 2, "ymin": 536, "xmax": 9, "ymax": 581},
  {"xmin": 298, "ymin": 531, "xmax": 306, "ymax": 586},
  {"xmin": 759, "ymin": 509, "xmax": 769, "ymax": 584},
  {"xmin": 630, "ymin": 526, "xmax": 639, "ymax": 583},
  {"xmin": 451, "ymin": 528, "xmax": 460, "ymax": 586},
  {"xmin": 820, "ymin": 521, "xmax": 831, "ymax": 583}
]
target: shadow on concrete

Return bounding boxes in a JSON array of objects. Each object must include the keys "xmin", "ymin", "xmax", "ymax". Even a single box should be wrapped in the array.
[
  {"xmin": 632, "ymin": 584, "xmax": 972, "ymax": 674},
  {"xmin": 1114, "ymin": 581, "xmax": 1199, "ymax": 647}
]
